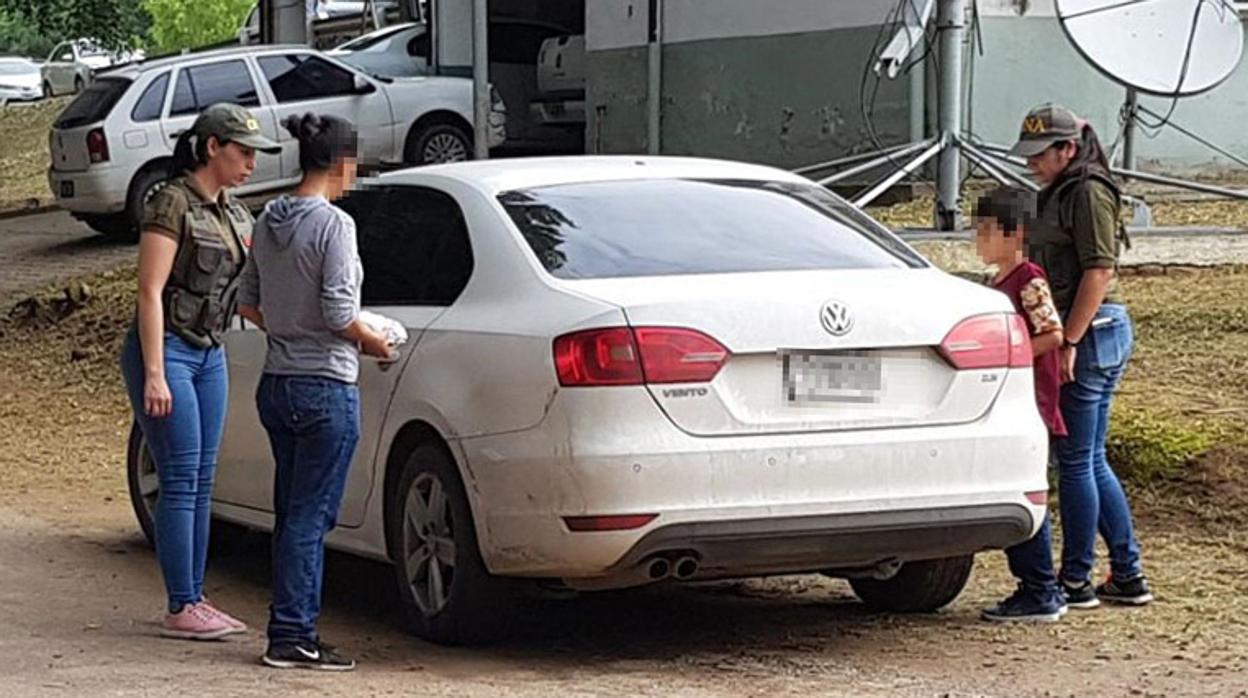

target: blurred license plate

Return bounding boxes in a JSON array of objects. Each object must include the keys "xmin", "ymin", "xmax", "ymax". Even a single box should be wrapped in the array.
[
  {"xmin": 781, "ymin": 350, "xmax": 882, "ymax": 405},
  {"xmin": 60, "ymin": 181, "xmax": 74, "ymax": 198}
]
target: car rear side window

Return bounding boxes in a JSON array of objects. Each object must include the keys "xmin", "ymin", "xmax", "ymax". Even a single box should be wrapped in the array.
[
  {"xmin": 54, "ymin": 77, "xmax": 132, "ymax": 129},
  {"xmin": 499, "ymin": 179, "xmax": 926, "ymax": 280},
  {"xmin": 130, "ymin": 72, "xmax": 169, "ymax": 122},
  {"xmin": 258, "ymin": 55, "xmax": 356, "ymax": 103},
  {"xmin": 170, "ymin": 60, "xmax": 261, "ymax": 117},
  {"xmin": 337, "ymin": 185, "xmax": 474, "ymax": 305}
]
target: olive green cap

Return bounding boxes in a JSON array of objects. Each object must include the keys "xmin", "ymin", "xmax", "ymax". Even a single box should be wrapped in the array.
[
  {"xmin": 193, "ymin": 103, "xmax": 281, "ymax": 154},
  {"xmin": 1009, "ymin": 103, "xmax": 1082, "ymax": 158}
]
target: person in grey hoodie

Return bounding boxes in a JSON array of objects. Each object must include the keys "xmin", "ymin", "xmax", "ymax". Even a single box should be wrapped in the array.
[{"xmin": 237, "ymin": 113, "xmax": 391, "ymax": 672}]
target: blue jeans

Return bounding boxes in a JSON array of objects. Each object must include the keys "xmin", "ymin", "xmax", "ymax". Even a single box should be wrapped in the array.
[
  {"xmin": 1005, "ymin": 517, "xmax": 1058, "ymax": 595},
  {"xmin": 120, "ymin": 326, "xmax": 228, "ymax": 614},
  {"xmin": 1055, "ymin": 303, "xmax": 1143, "ymax": 583},
  {"xmin": 256, "ymin": 374, "xmax": 360, "ymax": 644}
]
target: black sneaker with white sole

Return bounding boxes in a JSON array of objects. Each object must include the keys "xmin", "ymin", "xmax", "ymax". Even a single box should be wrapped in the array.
[
  {"xmin": 1096, "ymin": 574, "xmax": 1154, "ymax": 605},
  {"xmin": 262, "ymin": 640, "xmax": 356, "ymax": 671},
  {"xmin": 1060, "ymin": 579, "xmax": 1101, "ymax": 609}
]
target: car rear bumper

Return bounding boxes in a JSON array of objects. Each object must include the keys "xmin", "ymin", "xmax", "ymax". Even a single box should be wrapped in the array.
[
  {"xmin": 48, "ymin": 165, "xmax": 129, "ymax": 214},
  {"xmin": 459, "ymin": 369, "xmax": 1049, "ymax": 583}
]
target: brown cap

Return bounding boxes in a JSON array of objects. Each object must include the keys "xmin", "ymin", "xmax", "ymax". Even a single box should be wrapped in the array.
[
  {"xmin": 1008, "ymin": 103, "xmax": 1082, "ymax": 158},
  {"xmin": 193, "ymin": 103, "xmax": 281, "ymax": 154}
]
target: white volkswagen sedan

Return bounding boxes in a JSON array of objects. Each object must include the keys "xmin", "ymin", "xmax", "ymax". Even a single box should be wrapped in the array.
[{"xmin": 126, "ymin": 156, "xmax": 1049, "ymax": 645}]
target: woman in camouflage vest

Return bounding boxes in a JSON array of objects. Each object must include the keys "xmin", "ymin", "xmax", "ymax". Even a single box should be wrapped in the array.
[{"xmin": 119, "ymin": 103, "xmax": 280, "ymax": 640}]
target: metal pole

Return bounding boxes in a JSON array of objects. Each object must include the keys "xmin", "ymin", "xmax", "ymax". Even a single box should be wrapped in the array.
[
  {"xmin": 1111, "ymin": 167, "xmax": 1248, "ymax": 200},
  {"xmin": 793, "ymin": 141, "xmax": 918, "ymax": 175},
  {"xmin": 646, "ymin": 0, "xmax": 664, "ymax": 155},
  {"xmin": 959, "ymin": 140, "xmax": 1040, "ymax": 191},
  {"xmin": 1121, "ymin": 88, "xmax": 1138, "ymax": 180},
  {"xmin": 472, "ymin": 0, "xmax": 489, "ymax": 159},
  {"xmin": 853, "ymin": 137, "xmax": 946, "ymax": 208},
  {"xmin": 935, "ymin": 0, "xmax": 965, "ymax": 230},
  {"xmin": 816, "ymin": 139, "xmax": 935, "ymax": 185}
]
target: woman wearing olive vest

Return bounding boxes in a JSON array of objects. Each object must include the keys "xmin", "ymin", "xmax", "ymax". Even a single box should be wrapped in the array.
[
  {"xmin": 120, "ymin": 103, "xmax": 280, "ymax": 640},
  {"xmin": 1009, "ymin": 104, "xmax": 1153, "ymax": 608}
]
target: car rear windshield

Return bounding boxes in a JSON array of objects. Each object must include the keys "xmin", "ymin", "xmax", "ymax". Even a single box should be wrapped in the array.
[
  {"xmin": 54, "ymin": 77, "xmax": 131, "ymax": 129},
  {"xmin": 498, "ymin": 178, "xmax": 926, "ymax": 280}
]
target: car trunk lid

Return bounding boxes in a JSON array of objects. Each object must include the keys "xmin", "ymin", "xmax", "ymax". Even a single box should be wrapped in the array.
[{"xmin": 561, "ymin": 268, "xmax": 1017, "ymax": 437}]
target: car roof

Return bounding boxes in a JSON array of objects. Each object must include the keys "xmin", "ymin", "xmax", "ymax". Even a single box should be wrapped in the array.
[
  {"xmin": 376, "ymin": 156, "xmax": 810, "ymax": 194},
  {"xmin": 101, "ymin": 44, "xmax": 315, "ymax": 78}
]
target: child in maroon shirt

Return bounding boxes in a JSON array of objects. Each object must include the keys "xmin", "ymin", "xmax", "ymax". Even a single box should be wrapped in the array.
[{"xmin": 974, "ymin": 187, "xmax": 1068, "ymax": 622}]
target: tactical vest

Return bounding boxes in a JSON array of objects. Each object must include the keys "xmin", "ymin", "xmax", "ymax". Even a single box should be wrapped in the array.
[
  {"xmin": 1029, "ymin": 170, "xmax": 1130, "ymax": 314},
  {"xmin": 162, "ymin": 192, "xmax": 252, "ymax": 348}
]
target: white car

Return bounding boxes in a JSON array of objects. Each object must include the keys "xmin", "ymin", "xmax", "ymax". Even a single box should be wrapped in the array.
[
  {"xmin": 0, "ymin": 57, "xmax": 44, "ymax": 105},
  {"xmin": 47, "ymin": 44, "xmax": 506, "ymax": 241},
  {"xmin": 126, "ymin": 156, "xmax": 1049, "ymax": 645},
  {"xmin": 40, "ymin": 39, "xmax": 138, "ymax": 96},
  {"xmin": 327, "ymin": 21, "xmax": 429, "ymax": 78}
]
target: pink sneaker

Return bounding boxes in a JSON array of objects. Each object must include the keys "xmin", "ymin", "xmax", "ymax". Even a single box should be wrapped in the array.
[
  {"xmin": 197, "ymin": 600, "xmax": 247, "ymax": 632},
  {"xmin": 160, "ymin": 603, "xmax": 238, "ymax": 641}
]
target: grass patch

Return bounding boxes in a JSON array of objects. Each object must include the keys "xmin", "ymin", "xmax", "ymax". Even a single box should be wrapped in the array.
[{"xmin": 0, "ymin": 98, "xmax": 70, "ymax": 211}]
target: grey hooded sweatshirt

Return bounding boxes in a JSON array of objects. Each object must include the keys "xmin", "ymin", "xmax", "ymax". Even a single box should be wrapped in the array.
[{"xmin": 237, "ymin": 195, "xmax": 363, "ymax": 383}]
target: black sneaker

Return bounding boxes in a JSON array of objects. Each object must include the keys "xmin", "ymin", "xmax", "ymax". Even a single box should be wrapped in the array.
[
  {"xmin": 1096, "ymin": 574, "xmax": 1154, "ymax": 606},
  {"xmin": 262, "ymin": 640, "xmax": 356, "ymax": 671},
  {"xmin": 1060, "ymin": 579, "xmax": 1101, "ymax": 609},
  {"xmin": 981, "ymin": 585, "xmax": 1067, "ymax": 623}
]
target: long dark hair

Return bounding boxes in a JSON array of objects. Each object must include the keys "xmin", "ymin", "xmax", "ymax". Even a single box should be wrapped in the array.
[
  {"xmin": 171, "ymin": 130, "xmax": 216, "ymax": 174},
  {"xmin": 282, "ymin": 113, "xmax": 358, "ymax": 173},
  {"xmin": 1066, "ymin": 120, "xmax": 1114, "ymax": 181}
]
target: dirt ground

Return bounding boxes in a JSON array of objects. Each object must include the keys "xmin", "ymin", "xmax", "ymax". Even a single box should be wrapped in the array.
[{"xmin": 1, "ymin": 268, "xmax": 1246, "ymax": 697}]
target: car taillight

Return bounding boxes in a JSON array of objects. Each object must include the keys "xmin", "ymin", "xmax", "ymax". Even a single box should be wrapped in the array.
[
  {"xmin": 939, "ymin": 313, "xmax": 1032, "ymax": 370},
  {"xmin": 86, "ymin": 128, "xmax": 109, "ymax": 163},
  {"xmin": 554, "ymin": 327, "xmax": 729, "ymax": 387}
]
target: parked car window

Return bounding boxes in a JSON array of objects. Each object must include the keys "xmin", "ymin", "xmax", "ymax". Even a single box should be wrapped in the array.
[
  {"xmin": 258, "ymin": 54, "xmax": 356, "ymax": 103},
  {"xmin": 170, "ymin": 60, "xmax": 261, "ymax": 117},
  {"xmin": 130, "ymin": 72, "xmax": 170, "ymax": 122},
  {"xmin": 54, "ymin": 77, "xmax": 132, "ymax": 129},
  {"xmin": 338, "ymin": 186, "xmax": 474, "ymax": 305},
  {"xmin": 499, "ymin": 179, "xmax": 926, "ymax": 280},
  {"xmin": 54, "ymin": 44, "xmax": 74, "ymax": 62},
  {"xmin": 407, "ymin": 32, "xmax": 430, "ymax": 61}
]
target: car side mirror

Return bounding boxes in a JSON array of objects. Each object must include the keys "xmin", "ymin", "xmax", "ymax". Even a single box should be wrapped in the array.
[{"xmin": 353, "ymin": 75, "xmax": 377, "ymax": 95}]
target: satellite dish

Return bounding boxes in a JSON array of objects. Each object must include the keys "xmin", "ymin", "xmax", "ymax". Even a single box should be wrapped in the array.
[{"xmin": 1056, "ymin": 0, "xmax": 1243, "ymax": 96}]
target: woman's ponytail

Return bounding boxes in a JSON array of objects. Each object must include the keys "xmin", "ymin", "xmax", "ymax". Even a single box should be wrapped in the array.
[{"xmin": 172, "ymin": 130, "xmax": 198, "ymax": 174}]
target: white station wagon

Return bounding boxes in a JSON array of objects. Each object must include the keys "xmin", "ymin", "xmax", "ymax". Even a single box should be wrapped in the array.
[
  {"xmin": 47, "ymin": 44, "xmax": 506, "ymax": 241},
  {"xmin": 126, "ymin": 156, "xmax": 1049, "ymax": 645}
]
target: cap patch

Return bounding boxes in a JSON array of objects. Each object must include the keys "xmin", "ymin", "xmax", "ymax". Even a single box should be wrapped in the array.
[{"xmin": 1022, "ymin": 116, "xmax": 1046, "ymax": 134}]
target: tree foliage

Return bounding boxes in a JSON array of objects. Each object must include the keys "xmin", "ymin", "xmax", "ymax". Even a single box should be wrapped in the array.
[
  {"xmin": 0, "ymin": 9, "xmax": 57, "ymax": 58},
  {"xmin": 144, "ymin": 0, "xmax": 253, "ymax": 54},
  {"xmin": 0, "ymin": 0, "xmax": 150, "ymax": 51}
]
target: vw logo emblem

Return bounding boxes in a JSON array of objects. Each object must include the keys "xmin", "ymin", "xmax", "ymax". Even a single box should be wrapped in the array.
[{"xmin": 820, "ymin": 300, "xmax": 854, "ymax": 336}]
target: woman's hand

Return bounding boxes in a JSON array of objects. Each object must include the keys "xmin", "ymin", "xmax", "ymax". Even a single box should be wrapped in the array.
[
  {"xmin": 360, "ymin": 331, "xmax": 396, "ymax": 360},
  {"xmin": 144, "ymin": 375, "xmax": 173, "ymax": 418},
  {"xmin": 1060, "ymin": 345, "xmax": 1077, "ymax": 384}
]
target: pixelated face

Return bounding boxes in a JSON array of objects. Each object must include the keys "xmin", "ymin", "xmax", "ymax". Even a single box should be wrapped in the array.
[
  {"xmin": 974, "ymin": 216, "xmax": 1022, "ymax": 265},
  {"xmin": 328, "ymin": 156, "xmax": 358, "ymax": 201},
  {"xmin": 1026, "ymin": 141, "xmax": 1077, "ymax": 184}
]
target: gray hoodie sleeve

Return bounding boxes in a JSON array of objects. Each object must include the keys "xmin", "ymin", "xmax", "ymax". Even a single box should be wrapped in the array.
[
  {"xmin": 319, "ymin": 210, "xmax": 361, "ymax": 332},
  {"xmin": 237, "ymin": 246, "xmax": 260, "ymax": 307}
]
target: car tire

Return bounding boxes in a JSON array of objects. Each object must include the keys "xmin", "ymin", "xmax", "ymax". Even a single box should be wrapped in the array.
[
  {"xmin": 125, "ymin": 422, "xmax": 158, "ymax": 548},
  {"xmin": 847, "ymin": 555, "xmax": 974, "ymax": 613},
  {"xmin": 406, "ymin": 122, "xmax": 472, "ymax": 165},
  {"xmin": 43, "ymin": 81, "xmax": 53, "ymax": 98},
  {"xmin": 119, "ymin": 166, "xmax": 172, "ymax": 243},
  {"xmin": 389, "ymin": 444, "xmax": 511, "ymax": 645},
  {"xmin": 74, "ymin": 76, "xmax": 84, "ymax": 93}
]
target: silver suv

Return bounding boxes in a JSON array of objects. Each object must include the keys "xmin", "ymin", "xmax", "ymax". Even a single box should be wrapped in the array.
[{"xmin": 47, "ymin": 44, "xmax": 506, "ymax": 240}]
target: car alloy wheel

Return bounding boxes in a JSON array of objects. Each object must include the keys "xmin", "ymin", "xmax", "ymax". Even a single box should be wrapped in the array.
[
  {"xmin": 422, "ymin": 132, "xmax": 468, "ymax": 163},
  {"xmin": 402, "ymin": 471, "xmax": 457, "ymax": 615},
  {"xmin": 125, "ymin": 422, "xmax": 158, "ymax": 547}
]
